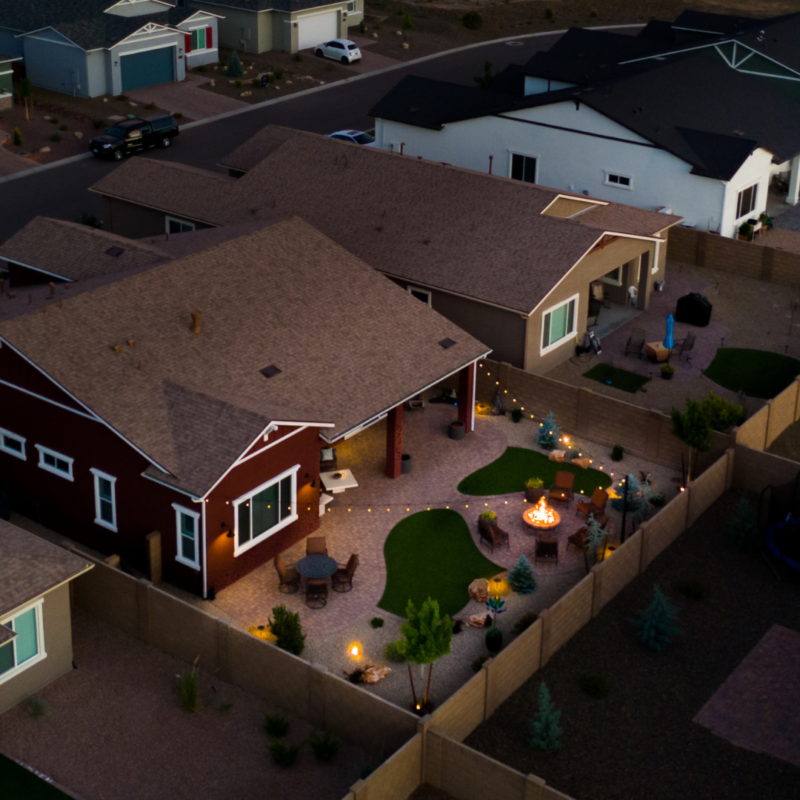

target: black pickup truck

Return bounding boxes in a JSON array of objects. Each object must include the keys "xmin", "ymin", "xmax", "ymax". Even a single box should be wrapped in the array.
[{"xmin": 89, "ymin": 115, "xmax": 180, "ymax": 161}]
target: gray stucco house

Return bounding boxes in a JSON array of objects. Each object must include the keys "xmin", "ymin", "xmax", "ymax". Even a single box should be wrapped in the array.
[
  {"xmin": 183, "ymin": 0, "xmax": 364, "ymax": 54},
  {"xmin": 0, "ymin": 0, "xmax": 221, "ymax": 98}
]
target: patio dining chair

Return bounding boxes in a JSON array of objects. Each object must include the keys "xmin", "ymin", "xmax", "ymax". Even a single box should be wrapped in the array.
[
  {"xmin": 307, "ymin": 536, "xmax": 328, "ymax": 556},
  {"xmin": 478, "ymin": 518, "xmax": 510, "ymax": 553},
  {"xmin": 674, "ymin": 331, "xmax": 696, "ymax": 362},
  {"xmin": 549, "ymin": 471, "xmax": 575, "ymax": 503},
  {"xmin": 576, "ymin": 488, "xmax": 609, "ymax": 519},
  {"xmin": 625, "ymin": 328, "xmax": 646, "ymax": 358},
  {"xmin": 306, "ymin": 579, "xmax": 328, "ymax": 609},
  {"xmin": 274, "ymin": 553, "xmax": 300, "ymax": 594},
  {"xmin": 332, "ymin": 554, "xmax": 359, "ymax": 593},
  {"xmin": 534, "ymin": 537, "xmax": 559, "ymax": 566}
]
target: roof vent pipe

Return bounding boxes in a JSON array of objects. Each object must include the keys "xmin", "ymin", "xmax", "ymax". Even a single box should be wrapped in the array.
[
  {"xmin": 191, "ymin": 311, "xmax": 201, "ymax": 335},
  {"xmin": 489, "ymin": 155, "xmax": 493, "ymax": 175}
]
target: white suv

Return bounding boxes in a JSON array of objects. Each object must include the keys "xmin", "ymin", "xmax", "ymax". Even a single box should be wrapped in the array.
[{"xmin": 315, "ymin": 39, "xmax": 361, "ymax": 64}]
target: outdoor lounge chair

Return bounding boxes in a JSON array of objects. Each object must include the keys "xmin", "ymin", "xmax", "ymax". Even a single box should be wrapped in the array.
[
  {"xmin": 674, "ymin": 331, "xmax": 696, "ymax": 362},
  {"xmin": 549, "ymin": 471, "xmax": 574, "ymax": 503},
  {"xmin": 275, "ymin": 553, "xmax": 300, "ymax": 594},
  {"xmin": 625, "ymin": 328, "xmax": 646, "ymax": 358},
  {"xmin": 306, "ymin": 579, "xmax": 328, "ymax": 609},
  {"xmin": 534, "ymin": 537, "xmax": 559, "ymax": 566},
  {"xmin": 332, "ymin": 553, "xmax": 359, "ymax": 593},
  {"xmin": 567, "ymin": 526, "xmax": 589, "ymax": 553},
  {"xmin": 306, "ymin": 536, "xmax": 328, "ymax": 556},
  {"xmin": 576, "ymin": 488, "xmax": 609, "ymax": 519},
  {"xmin": 320, "ymin": 446, "xmax": 337, "ymax": 471},
  {"xmin": 478, "ymin": 518, "xmax": 509, "ymax": 553}
]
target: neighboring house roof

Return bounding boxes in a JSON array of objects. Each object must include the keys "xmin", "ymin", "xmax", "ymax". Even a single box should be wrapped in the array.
[
  {"xmin": 0, "ymin": 218, "xmax": 488, "ymax": 496},
  {"xmin": 92, "ymin": 127, "xmax": 679, "ymax": 315},
  {"xmin": 191, "ymin": 0, "xmax": 345, "ymax": 13},
  {"xmin": 0, "ymin": 519, "xmax": 92, "ymax": 619},
  {"xmin": 0, "ymin": 217, "xmax": 170, "ymax": 282}
]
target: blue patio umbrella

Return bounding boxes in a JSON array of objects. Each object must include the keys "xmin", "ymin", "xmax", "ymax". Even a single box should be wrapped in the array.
[{"xmin": 663, "ymin": 314, "xmax": 675, "ymax": 350}]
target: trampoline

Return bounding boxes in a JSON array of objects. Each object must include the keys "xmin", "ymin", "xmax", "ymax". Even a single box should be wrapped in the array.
[{"xmin": 765, "ymin": 517, "xmax": 800, "ymax": 572}]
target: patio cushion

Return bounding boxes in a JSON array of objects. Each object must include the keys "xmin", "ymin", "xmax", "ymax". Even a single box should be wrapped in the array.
[{"xmin": 320, "ymin": 448, "xmax": 335, "ymax": 461}]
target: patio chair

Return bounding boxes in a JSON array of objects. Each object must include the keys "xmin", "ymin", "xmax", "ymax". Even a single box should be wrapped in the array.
[
  {"xmin": 673, "ymin": 331, "xmax": 696, "ymax": 362},
  {"xmin": 567, "ymin": 526, "xmax": 589, "ymax": 553},
  {"xmin": 405, "ymin": 394, "xmax": 425, "ymax": 411},
  {"xmin": 332, "ymin": 553, "xmax": 359, "ymax": 593},
  {"xmin": 534, "ymin": 537, "xmax": 559, "ymax": 566},
  {"xmin": 320, "ymin": 446, "xmax": 337, "ymax": 471},
  {"xmin": 549, "ymin": 471, "xmax": 575, "ymax": 503},
  {"xmin": 306, "ymin": 579, "xmax": 328, "ymax": 609},
  {"xmin": 306, "ymin": 536, "xmax": 328, "ymax": 556},
  {"xmin": 576, "ymin": 488, "xmax": 609, "ymax": 519},
  {"xmin": 625, "ymin": 328, "xmax": 646, "ymax": 358},
  {"xmin": 478, "ymin": 518, "xmax": 509, "ymax": 553},
  {"xmin": 274, "ymin": 553, "xmax": 300, "ymax": 594}
]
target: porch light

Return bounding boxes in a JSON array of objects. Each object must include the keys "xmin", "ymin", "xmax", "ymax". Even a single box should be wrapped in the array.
[{"xmin": 349, "ymin": 643, "xmax": 362, "ymax": 659}]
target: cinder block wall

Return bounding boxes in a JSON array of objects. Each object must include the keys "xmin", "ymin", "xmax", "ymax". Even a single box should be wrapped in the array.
[
  {"xmin": 735, "ymin": 378, "xmax": 800, "ymax": 452},
  {"xmin": 732, "ymin": 444, "xmax": 800, "ymax": 494},
  {"xmin": 590, "ymin": 529, "xmax": 642, "ymax": 617},
  {"xmin": 539, "ymin": 575, "xmax": 594, "ymax": 666}
]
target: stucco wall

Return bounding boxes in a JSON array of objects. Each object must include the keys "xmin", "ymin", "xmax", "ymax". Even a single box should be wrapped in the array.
[
  {"xmin": 720, "ymin": 148, "xmax": 772, "ymax": 238},
  {"xmin": 182, "ymin": 15, "xmax": 220, "ymax": 68},
  {"xmin": 110, "ymin": 29, "xmax": 185, "ymax": 97},
  {"xmin": 0, "ymin": 583, "xmax": 74, "ymax": 715},
  {"xmin": 0, "ymin": 28, "xmax": 25, "ymax": 58},
  {"xmin": 24, "ymin": 33, "xmax": 89, "ymax": 97},
  {"xmin": 190, "ymin": 3, "xmax": 266, "ymax": 53},
  {"xmin": 103, "ymin": 198, "xmax": 214, "ymax": 239}
]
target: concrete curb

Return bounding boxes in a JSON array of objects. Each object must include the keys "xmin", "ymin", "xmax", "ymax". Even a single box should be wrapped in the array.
[{"xmin": 0, "ymin": 23, "xmax": 644, "ymax": 186}]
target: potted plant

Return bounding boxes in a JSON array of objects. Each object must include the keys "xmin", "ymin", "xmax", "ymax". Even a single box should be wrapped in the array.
[
  {"xmin": 478, "ymin": 509, "xmax": 497, "ymax": 538},
  {"xmin": 738, "ymin": 222, "xmax": 754, "ymax": 241},
  {"xmin": 448, "ymin": 420, "xmax": 466, "ymax": 440},
  {"xmin": 525, "ymin": 477, "xmax": 547, "ymax": 503},
  {"xmin": 511, "ymin": 408, "xmax": 523, "ymax": 423},
  {"xmin": 759, "ymin": 212, "xmax": 773, "ymax": 231},
  {"xmin": 661, "ymin": 363, "xmax": 675, "ymax": 380}
]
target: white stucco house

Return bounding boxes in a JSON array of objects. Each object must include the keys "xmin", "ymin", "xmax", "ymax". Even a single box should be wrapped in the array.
[
  {"xmin": 370, "ymin": 11, "xmax": 800, "ymax": 238},
  {"xmin": 0, "ymin": 0, "xmax": 221, "ymax": 98}
]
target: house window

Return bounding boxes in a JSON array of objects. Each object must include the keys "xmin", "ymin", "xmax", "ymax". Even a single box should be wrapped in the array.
[
  {"xmin": 190, "ymin": 28, "xmax": 206, "ymax": 50},
  {"xmin": 601, "ymin": 267, "xmax": 623, "ymax": 286},
  {"xmin": 36, "ymin": 445, "xmax": 73, "ymax": 481},
  {"xmin": 541, "ymin": 294, "xmax": 578, "ymax": 355},
  {"xmin": 173, "ymin": 504, "xmax": 201, "ymax": 570},
  {"xmin": 347, "ymin": 0, "xmax": 356, "ymax": 10},
  {"xmin": 408, "ymin": 286, "xmax": 431, "ymax": 306},
  {"xmin": 510, "ymin": 153, "xmax": 537, "ymax": 184},
  {"xmin": 0, "ymin": 600, "xmax": 46, "ymax": 686},
  {"xmin": 737, "ymin": 184, "xmax": 758, "ymax": 219},
  {"xmin": 166, "ymin": 216, "xmax": 195, "ymax": 235},
  {"xmin": 605, "ymin": 172, "xmax": 632, "ymax": 189},
  {"xmin": 0, "ymin": 427, "xmax": 26, "ymax": 460},
  {"xmin": 91, "ymin": 469, "xmax": 117, "ymax": 532},
  {"xmin": 234, "ymin": 466, "xmax": 299, "ymax": 556}
]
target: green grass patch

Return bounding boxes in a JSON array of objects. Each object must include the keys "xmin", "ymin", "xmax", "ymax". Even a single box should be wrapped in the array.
[
  {"xmin": 457, "ymin": 447, "xmax": 612, "ymax": 497},
  {"xmin": 378, "ymin": 509, "xmax": 502, "ymax": 618},
  {"xmin": 0, "ymin": 754, "xmax": 72, "ymax": 799},
  {"xmin": 704, "ymin": 348, "xmax": 800, "ymax": 399},
  {"xmin": 583, "ymin": 363, "xmax": 649, "ymax": 393}
]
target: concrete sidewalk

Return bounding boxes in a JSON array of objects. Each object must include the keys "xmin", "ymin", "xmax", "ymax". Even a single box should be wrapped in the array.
[{"xmin": 128, "ymin": 73, "xmax": 247, "ymax": 122}]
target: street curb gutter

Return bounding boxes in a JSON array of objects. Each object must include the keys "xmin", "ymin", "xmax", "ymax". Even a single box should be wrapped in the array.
[{"xmin": 0, "ymin": 23, "xmax": 643, "ymax": 186}]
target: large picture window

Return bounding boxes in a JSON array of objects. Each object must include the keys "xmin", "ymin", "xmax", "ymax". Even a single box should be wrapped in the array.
[
  {"xmin": 541, "ymin": 294, "xmax": 578, "ymax": 355},
  {"xmin": 736, "ymin": 184, "xmax": 758, "ymax": 219},
  {"xmin": 234, "ymin": 466, "xmax": 299, "ymax": 556},
  {"xmin": 0, "ymin": 600, "xmax": 46, "ymax": 686},
  {"xmin": 173, "ymin": 504, "xmax": 201, "ymax": 570}
]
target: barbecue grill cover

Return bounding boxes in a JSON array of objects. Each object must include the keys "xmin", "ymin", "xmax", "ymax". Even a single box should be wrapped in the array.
[{"xmin": 675, "ymin": 293, "xmax": 712, "ymax": 327}]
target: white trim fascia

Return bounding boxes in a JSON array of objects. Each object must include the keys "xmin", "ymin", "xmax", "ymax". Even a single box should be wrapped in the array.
[
  {"xmin": 140, "ymin": 470, "xmax": 200, "ymax": 499},
  {"xmin": 104, "ymin": 0, "xmax": 173, "ymax": 11},
  {"xmin": 714, "ymin": 43, "xmax": 734, "ymax": 67},
  {"xmin": 233, "ymin": 427, "xmax": 306, "ymax": 468},
  {"xmin": 0, "ymin": 379, "xmax": 99, "ymax": 422},
  {"xmin": 0, "ymin": 426, "xmax": 26, "ymax": 460},
  {"xmin": 200, "ymin": 495, "xmax": 208, "ymax": 597},
  {"xmin": 117, "ymin": 41, "xmax": 178, "ymax": 58},
  {"xmin": 738, "ymin": 69, "xmax": 800, "ymax": 82},
  {"xmin": 178, "ymin": 10, "xmax": 225, "ymax": 21},
  {"xmin": 652, "ymin": 240, "xmax": 661, "ymax": 274},
  {"xmin": 320, "ymin": 353, "xmax": 491, "ymax": 443},
  {"xmin": 232, "ymin": 464, "xmax": 300, "ymax": 557},
  {"xmin": 268, "ymin": 420, "xmax": 334, "ymax": 428},
  {"xmin": 0, "ymin": 258, "xmax": 75, "ymax": 282},
  {"xmin": 0, "ymin": 337, "xmax": 170, "ymax": 474},
  {"xmin": 733, "ymin": 46, "xmax": 754, "ymax": 69},
  {"xmin": 16, "ymin": 27, "xmax": 85, "ymax": 50},
  {"xmin": 0, "ymin": 598, "xmax": 47, "ymax": 688},
  {"xmin": 90, "ymin": 468, "xmax": 118, "ymax": 532},
  {"xmin": 35, "ymin": 445, "xmax": 75, "ymax": 481},
  {"xmin": 113, "ymin": 25, "xmax": 180, "ymax": 49},
  {"xmin": 0, "ymin": 70, "xmax": 13, "ymax": 76},
  {"xmin": 540, "ymin": 193, "xmax": 608, "ymax": 216},
  {"xmin": 295, "ymin": 7, "xmax": 342, "ymax": 19},
  {"xmin": 172, "ymin": 503, "xmax": 202, "ymax": 570},
  {"xmin": 540, "ymin": 291, "xmax": 579, "ymax": 356}
]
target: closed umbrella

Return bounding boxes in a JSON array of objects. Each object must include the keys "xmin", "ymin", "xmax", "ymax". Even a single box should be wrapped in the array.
[{"xmin": 663, "ymin": 314, "xmax": 675, "ymax": 350}]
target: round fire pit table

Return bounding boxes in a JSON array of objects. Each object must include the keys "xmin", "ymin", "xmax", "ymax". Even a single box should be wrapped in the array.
[
  {"xmin": 522, "ymin": 504, "xmax": 561, "ymax": 532},
  {"xmin": 295, "ymin": 555, "xmax": 338, "ymax": 579}
]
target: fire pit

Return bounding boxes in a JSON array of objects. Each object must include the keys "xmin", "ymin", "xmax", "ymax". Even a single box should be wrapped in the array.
[{"xmin": 522, "ymin": 496, "xmax": 561, "ymax": 531}]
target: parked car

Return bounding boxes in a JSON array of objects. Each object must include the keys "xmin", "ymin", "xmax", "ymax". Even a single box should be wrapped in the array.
[
  {"xmin": 89, "ymin": 115, "xmax": 180, "ymax": 161},
  {"xmin": 314, "ymin": 39, "xmax": 361, "ymax": 64},
  {"xmin": 328, "ymin": 130, "xmax": 376, "ymax": 146}
]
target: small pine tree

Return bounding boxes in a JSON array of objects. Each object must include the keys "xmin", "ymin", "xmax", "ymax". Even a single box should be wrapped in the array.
[
  {"xmin": 630, "ymin": 585, "xmax": 680, "ymax": 651},
  {"xmin": 612, "ymin": 473, "xmax": 641, "ymax": 512},
  {"xmin": 227, "ymin": 50, "xmax": 244, "ymax": 78},
  {"xmin": 584, "ymin": 514, "xmax": 607, "ymax": 562},
  {"xmin": 508, "ymin": 555, "xmax": 537, "ymax": 594},
  {"xmin": 727, "ymin": 496, "xmax": 758, "ymax": 551},
  {"xmin": 269, "ymin": 605, "xmax": 305, "ymax": 655},
  {"xmin": 537, "ymin": 412, "xmax": 560, "ymax": 450},
  {"xmin": 12, "ymin": 127, "xmax": 22, "ymax": 147},
  {"xmin": 528, "ymin": 682, "xmax": 562, "ymax": 752}
]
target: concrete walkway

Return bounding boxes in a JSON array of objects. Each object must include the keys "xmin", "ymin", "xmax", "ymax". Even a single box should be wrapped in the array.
[
  {"xmin": 0, "ymin": 144, "xmax": 35, "ymax": 177},
  {"xmin": 128, "ymin": 73, "xmax": 247, "ymax": 122}
]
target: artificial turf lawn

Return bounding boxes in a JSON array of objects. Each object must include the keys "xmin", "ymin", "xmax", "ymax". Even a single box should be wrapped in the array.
[
  {"xmin": 457, "ymin": 447, "xmax": 613, "ymax": 497},
  {"xmin": 378, "ymin": 509, "xmax": 503, "ymax": 618},
  {"xmin": 0, "ymin": 754, "xmax": 71, "ymax": 799},
  {"xmin": 704, "ymin": 348, "xmax": 800, "ymax": 399},
  {"xmin": 583, "ymin": 363, "xmax": 650, "ymax": 394}
]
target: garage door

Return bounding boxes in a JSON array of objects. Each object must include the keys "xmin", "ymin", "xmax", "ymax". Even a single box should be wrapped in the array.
[
  {"xmin": 121, "ymin": 47, "xmax": 174, "ymax": 92},
  {"xmin": 297, "ymin": 11, "xmax": 338, "ymax": 51}
]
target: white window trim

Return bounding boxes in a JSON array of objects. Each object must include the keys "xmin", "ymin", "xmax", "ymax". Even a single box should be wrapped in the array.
[
  {"xmin": 91, "ymin": 468, "xmax": 118, "ymax": 532},
  {"xmin": 604, "ymin": 172, "xmax": 633, "ymax": 190},
  {"xmin": 36, "ymin": 445, "xmax": 74, "ymax": 481},
  {"xmin": 508, "ymin": 150, "xmax": 538, "ymax": 183},
  {"xmin": 601, "ymin": 267, "xmax": 623, "ymax": 286},
  {"xmin": 165, "ymin": 215, "xmax": 196, "ymax": 234},
  {"xmin": 233, "ymin": 465, "xmax": 299, "ymax": 557},
  {"xmin": 172, "ymin": 504, "xmax": 201, "ymax": 570},
  {"xmin": 0, "ymin": 426, "xmax": 26, "ymax": 460},
  {"xmin": 735, "ymin": 183, "xmax": 759, "ymax": 221},
  {"xmin": 0, "ymin": 598, "xmax": 47, "ymax": 687},
  {"xmin": 407, "ymin": 286, "xmax": 432, "ymax": 307},
  {"xmin": 540, "ymin": 292, "xmax": 579, "ymax": 356}
]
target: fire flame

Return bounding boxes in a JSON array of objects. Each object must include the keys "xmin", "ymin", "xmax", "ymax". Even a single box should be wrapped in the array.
[{"xmin": 527, "ymin": 496, "xmax": 557, "ymax": 526}]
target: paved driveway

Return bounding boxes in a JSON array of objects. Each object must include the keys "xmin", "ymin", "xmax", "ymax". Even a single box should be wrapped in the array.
[{"xmin": 128, "ymin": 73, "xmax": 247, "ymax": 122}]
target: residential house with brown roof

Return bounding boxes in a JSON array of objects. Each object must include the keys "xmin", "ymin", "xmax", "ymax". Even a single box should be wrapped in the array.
[
  {"xmin": 0, "ymin": 520, "xmax": 92, "ymax": 714},
  {"xmin": 0, "ymin": 217, "xmax": 488, "ymax": 597},
  {"xmin": 90, "ymin": 126, "xmax": 682, "ymax": 373}
]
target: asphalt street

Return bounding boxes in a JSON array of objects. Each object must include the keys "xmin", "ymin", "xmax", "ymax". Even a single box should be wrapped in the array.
[{"xmin": 0, "ymin": 28, "xmax": 636, "ymax": 240}]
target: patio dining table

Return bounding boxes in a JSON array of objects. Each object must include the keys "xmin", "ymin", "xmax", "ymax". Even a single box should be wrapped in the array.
[{"xmin": 295, "ymin": 554, "xmax": 338, "ymax": 579}]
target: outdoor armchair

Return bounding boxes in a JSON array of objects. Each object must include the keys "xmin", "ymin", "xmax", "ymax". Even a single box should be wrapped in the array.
[
  {"xmin": 275, "ymin": 553, "xmax": 300, "ymax": 593},
  {"xmin": 549, "ymin": 471, "xmax": 575, "ymax": 503},
  {"xmin": 674, "ymin": 331, "xmax": 696, "ymax": 362},
  {"xmin": 576, "ymin": 488, "xmax": 608, "ymax": 519},
  {"xmin": 534, "ymin": 537, "xmax": 559, "ymax": 566},
  {"xmin": 306, "ymin": 579, "xmax": 328, "ymax": 609},
  {"xmin": 332, "ymin": 553, "xmax": 359, "ymax": 593},
  {"xmin": 478, "ymin": 518, "xmax": 509, "ymax": 553},
  {"xmin": 625, "ymin": 328, "xmax": 646, "ymax": 358},
  {"xmin": 306, "ymin": 536, "xmax": 328, "ymax": 556}
]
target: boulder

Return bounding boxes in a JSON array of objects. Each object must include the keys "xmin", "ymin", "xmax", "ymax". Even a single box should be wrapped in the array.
[
  {"xmin": 74, "ymin": 131, "xmax": 83, "ymax": 140},
  {"xmin": 39, "ymin": 147, "xmax": 51, "ymax": 153},
  {"xmin": 468, "ymin": 578, "xmax": 490, "ymax": 603},
  {"xmin": 572, "ymin": 457, "xmax": 591, "ymax": 469},
  {"xmin": 548, "ymin": 449, "xmax": 565, "ymax": 462}
]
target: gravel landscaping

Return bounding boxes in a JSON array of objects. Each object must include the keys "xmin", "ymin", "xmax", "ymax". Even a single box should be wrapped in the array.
[{"xmin": 465, "ymin": 490, "xmax": 800, "ymax": 800}]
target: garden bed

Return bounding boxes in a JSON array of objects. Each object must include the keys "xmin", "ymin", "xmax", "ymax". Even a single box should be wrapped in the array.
[{"xmin": 465, "ymin": 490, "xmax": 800, "ymax": 800}]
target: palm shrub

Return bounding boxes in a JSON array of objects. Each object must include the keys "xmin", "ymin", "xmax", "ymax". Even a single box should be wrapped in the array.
[
  {"xmin": 269, "ymin": 741, "xmax": 301, "ymax": 767},
  {"xmin": 462, "ymin": 10, "xmax": 482, "ymax": 29},
  {"xmin": 507, "ymin": 555, "xmax": 537, "ymax": 594},
  {"xmin": 727, "ymin": 496, "xmax": 758, "ymax": 552},
  {"xmin": 309, "ymin": 729, "xmax": 340, "ymax": 762},
  {"xmin": 269, "ymin": 605, "xmax": 305, "ymax": 655},
  {"xmin": 263, "ymin": 712, "xmax": 290, "ymax": 738},
  {"xmin": 26, "ymin": 696, "xmax": 46, "ymax": 718},
  {"xmin": 12, "ymin": 127, "xmax": 22, "ymax": 146},
  {"xmin": 176, "ymin": 657, "xmax": 201, "ymax": 712},
  {"xmin": 529, "ymin": 682, "xmax": 562, "ymax": 752},
  {"xmin": 630, "ymin": 585, "xmax": 680, "ymax": 651}
]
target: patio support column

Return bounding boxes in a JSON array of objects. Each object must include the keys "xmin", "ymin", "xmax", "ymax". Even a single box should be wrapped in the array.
[
  {"xmin": 385, "ymin": 404, "xmax": 403, "ymax": 479},
  {"xmin": 788, "ymin": 154, "xmax": 800, "ymax": 206},
  {"xmin": 457, "ymin": 362, "xmax": 476, "ymax": 433}
]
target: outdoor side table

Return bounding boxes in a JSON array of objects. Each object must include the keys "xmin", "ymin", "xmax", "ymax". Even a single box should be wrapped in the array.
[
  {"xmin": 643, "ymin": 341, "xmax": 672, "ymax": 362},
  {"xmin": 320, "ymin": 469, "xmax": 359, "ymax": 494},
  {"xmin": 295, "ymin": 555, "xmax": 338, "ymax": 579}
]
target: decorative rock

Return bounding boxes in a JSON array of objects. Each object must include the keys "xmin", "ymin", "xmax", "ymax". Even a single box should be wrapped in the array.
[
  {"xmin": 548, "ymin": 449, "xmax": 566, "ymax": 462},
  {"xmin": 469, "ymin": 614, "xmax": 492, "ymax": 628},
  {"xmin": 396, "ymin": 30, "xmax": 402, "ymax": 35},
  {"xmin": 129, "ymin": 101, "xmax": 137, "ymax": 106},
  {"xmin": 39, "ymin": 147, "xmax": 51, "ymax": 153},
  {"xmin": 209, "ymin": 79, "xmax": 215, "ymax": 86},
  {"xmin": 103, "ymin": 97, "xmax": 108, "ymax": 102},
  {"xmin": 468, "ymin": 578, "xmax": 490, "ymax": 603},
  {"xmin": 402, "ymin": 42, "xmax": 409, "ymax": 49},
  {"xmin": 74, "ymin": 131, "xmax": 83, "ymax": 139},
  {"xmin": 372, "ymin": 32, "xmax": 378, "ymax": 38},
  {"xmin": 107, "ymin": 115, "xmax": 125, "ymax": 122},
  {"xmin": 318, "ymin": 80, "xmax": 325, "ymax": 85},
  {"xmin": 572, "ymin": 457, "xmax": 591, "ymax": 469},
  {"xmin": 361, "ymin": 666, "xmax": 391, "ymax": 684},
  {"xmin": 239, "ymin": 91, "xmax": 252, "ymax": 97},
  {"xmin": 285, "ymin": 80, "xmax": 292, "ymax": 84}
]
